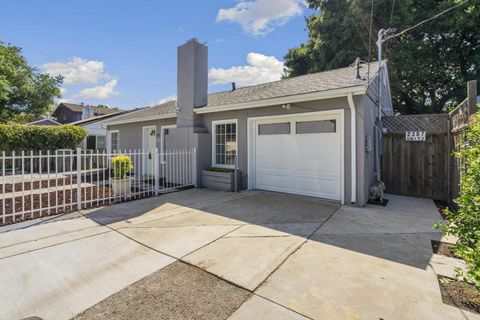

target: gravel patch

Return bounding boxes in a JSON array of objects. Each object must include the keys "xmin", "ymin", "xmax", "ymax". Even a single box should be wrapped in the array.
[{"xmin": 72, "ymin": 261, "xmax": 251, "ymax": 320}]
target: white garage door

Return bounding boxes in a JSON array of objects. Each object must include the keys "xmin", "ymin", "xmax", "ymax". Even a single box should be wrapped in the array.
[{"xmin": 252, "ymin": 113, "xmax": 342, "ymax": 201}]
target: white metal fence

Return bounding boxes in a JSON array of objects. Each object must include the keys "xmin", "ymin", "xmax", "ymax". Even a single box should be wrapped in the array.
[{"xmin": 0, "ymin": 148, "xmax": 197, "ymax": 225}]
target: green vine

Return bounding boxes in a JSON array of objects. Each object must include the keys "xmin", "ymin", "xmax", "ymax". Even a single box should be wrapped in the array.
[{"xmin": 437, "ymin": 113, "xmax": 480, "ymax": 291}]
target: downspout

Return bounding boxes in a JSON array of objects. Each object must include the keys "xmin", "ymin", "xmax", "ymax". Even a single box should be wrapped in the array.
[{"xmin": 347, "ymin": 93, "xmax": 357, "ymax": 204}]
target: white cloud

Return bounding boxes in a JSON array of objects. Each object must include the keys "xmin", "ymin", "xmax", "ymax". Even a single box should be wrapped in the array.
[
  {"xmin": 157, "ymin": 95, "xmax": 177, "ymax": 105},
  {"xmin": 209, "ymin": 52, "xmax": 284, "ymax": 87},
  {"xmin": 73, "ymin": 79, "xmax": 119, "ymax": 100},
  {"xmin": 42, "ymin": 57, "xmax": 112, "ymax": 85},
  {"xmin": 216, "ymin": 0, "xmax": 305, "ymax": 36}
]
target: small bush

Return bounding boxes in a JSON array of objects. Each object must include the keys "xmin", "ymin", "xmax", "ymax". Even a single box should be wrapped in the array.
[
  {"xmin": 437, "ymin": 113, "xmax": 480, "ymax": 291},
  {"xmin": 0, "ymin": 124, "xmax": 88, "ymax": 151},
  {"xmin": 111, "ymin": 155, "xmax": 133, "ymax": 179}
]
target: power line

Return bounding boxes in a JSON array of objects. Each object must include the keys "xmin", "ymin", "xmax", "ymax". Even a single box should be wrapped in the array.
[
  {"xmin": 385, "ymin": 0, "xmax": 397, "ymax": 51},
  {"xmin": 384, "ymin": 0, "xmax": 470, "ymax": 42},
  {"xmin": 388, "ymin": 0, "xmax": 397, "ymax": 28}
]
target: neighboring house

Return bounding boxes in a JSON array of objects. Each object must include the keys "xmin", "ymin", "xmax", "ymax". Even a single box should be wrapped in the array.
[
  {"xmin": 71, "ymin": 110, "xmax": 139, "ymax": 150},
  {"xmin": 103, "ymin": 38, "xmax": 393, "ymax": 206},
  {"xmin": 27, "ymin": 118, "xmax": 61, "ymax": 126},
  {"xmin": 52, "ymin": 103, "xmax": 120, "ymax": 124}
]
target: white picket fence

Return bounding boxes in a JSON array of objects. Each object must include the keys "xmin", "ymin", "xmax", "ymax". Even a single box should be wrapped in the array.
[{"xmin": 0, "ymin": 148, "xmax": 197, "ymax": 225}]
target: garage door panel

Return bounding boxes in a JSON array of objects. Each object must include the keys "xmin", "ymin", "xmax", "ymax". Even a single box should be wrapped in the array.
[{"xmin": 253, "ymin": 115, "xmax": 341, "ymax": 201}]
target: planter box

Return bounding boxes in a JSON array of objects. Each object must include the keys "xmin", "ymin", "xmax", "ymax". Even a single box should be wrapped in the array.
[
  {"xmin": 201, "ymin": 169, "xmax": 241, "ymax": 192},
  {"xmin": 111, "ymin": 177, "xmax": 132, "ymax": 196}
]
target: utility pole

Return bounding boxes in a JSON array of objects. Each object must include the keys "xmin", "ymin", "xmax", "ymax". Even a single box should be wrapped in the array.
[{"xmin": 374, "ymin": 28, "xmax": 396, "ymax": 184}]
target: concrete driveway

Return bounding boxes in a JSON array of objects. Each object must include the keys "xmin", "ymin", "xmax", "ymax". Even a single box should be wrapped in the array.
[{"xmin": 0, "ymin": 189, "xmax": 477, "ymax": 320}]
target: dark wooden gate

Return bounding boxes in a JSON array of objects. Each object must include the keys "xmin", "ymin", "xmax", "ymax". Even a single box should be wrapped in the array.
[{"xmin": 382, "ymin": 114, "xmax": 449, "ymax": 201}]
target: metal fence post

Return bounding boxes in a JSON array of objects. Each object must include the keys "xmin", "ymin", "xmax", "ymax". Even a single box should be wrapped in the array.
[
  {"xmin": 154, "ymin": 147, "xmax": 159, "ymax": 195},
  {"xmin": 192, "ymin": 148, "xmax": 197, "ymax": 187},
  {"xmin": 76, "ymin": 148, "xmax": 82, "ymax": 211}
]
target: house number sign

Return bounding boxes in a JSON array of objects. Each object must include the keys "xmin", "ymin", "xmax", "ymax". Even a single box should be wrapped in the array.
[{"xmin": 405, "ymin": 131, "xmax": 426, "ymax": 141}]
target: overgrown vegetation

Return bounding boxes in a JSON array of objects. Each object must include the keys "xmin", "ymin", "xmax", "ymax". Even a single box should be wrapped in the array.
[
  {"xmin": 111, "ymin": 155, "xmax": 133, "ymax": 179},
  {"xmin": 0, "ymin": 124, "xmax": 87, "ymax": 151},
  {"xmin": 437, "ymin": 113, "xmax": 480, "ymax": 291},
  {"xmin": 0, "ymin": 41, "xmax": 63, "ymax": 123},
  {"xmin": 284, "ymin": 0, "xmax": 480, "ymax": 114}
]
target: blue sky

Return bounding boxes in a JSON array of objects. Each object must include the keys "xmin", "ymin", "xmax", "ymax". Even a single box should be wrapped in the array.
[{"xmin": 0, "ymin": 0, "xmax": 314, "ymax": 109}]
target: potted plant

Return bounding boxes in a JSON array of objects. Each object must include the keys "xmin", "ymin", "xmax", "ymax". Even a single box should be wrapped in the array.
[{"xmin": 110, "ymin": 154, "xmax": 133, "ymax": 196}]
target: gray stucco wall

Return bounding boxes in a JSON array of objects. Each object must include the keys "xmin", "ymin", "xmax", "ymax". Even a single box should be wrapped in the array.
[
  {"xmin": 108, "ymin": 118, "xmax": 177, "ymax": 151},
  {"xmin": 106, "ymin": 95, "xmax": 375, "ymax": 206},
  {"xmin": 198, "ymin": 96, "xmax": 367, "ymax": 205}
]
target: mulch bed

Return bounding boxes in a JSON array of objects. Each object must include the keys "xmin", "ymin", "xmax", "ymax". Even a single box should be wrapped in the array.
[
  {"xmin": 73, "ymin": 261, "xmax": 251, "ymax": 320},
  {"xmin": 434, "ymin": 199, "xmax": 450, "ymax": 219},
  {"xmin": 0, "ymin": 186, "xmax": 114, "ymax": 226},
  {"xmin": 1, "ymin": 177, "xmax": 76, "ymax": 193},
  {"xmin": 431, "ymin": 240, "xmax": 461, "ymax": 259},
  {"xmin": 438, "ymin": 276, "xmax": 480, "ymax": 314}
]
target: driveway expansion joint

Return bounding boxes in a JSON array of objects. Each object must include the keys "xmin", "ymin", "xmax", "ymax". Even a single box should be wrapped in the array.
[{"xmin": 251, "ymin": 204, "xmax": 342, "ymax": 293}]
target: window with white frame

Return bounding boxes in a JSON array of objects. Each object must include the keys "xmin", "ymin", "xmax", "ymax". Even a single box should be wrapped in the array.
[
  {"xmin": 109, "ymin": 131, "xmax": 119, "ymax": 152},
  {"xmin": 213, "ymin": 120, "xmax": 237, "ymax": 167}
]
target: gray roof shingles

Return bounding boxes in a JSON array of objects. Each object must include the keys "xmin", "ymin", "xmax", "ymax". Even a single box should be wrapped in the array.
[
  {"xmin": 108, "ymin": 62, "xmax": 378, "ymax": 124},
  {"xmin": 58, "ymin": 103, "xmax": 120, "ymax": 115}
]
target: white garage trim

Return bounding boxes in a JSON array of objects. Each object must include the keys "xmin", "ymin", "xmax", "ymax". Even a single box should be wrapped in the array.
[
  {"xmin": 347, "ymin": 93, "xmax": 357, "ymax": 204},
  {"xmin": 247, "ymin": 109, "xmax": 345, "ymax": 204}
]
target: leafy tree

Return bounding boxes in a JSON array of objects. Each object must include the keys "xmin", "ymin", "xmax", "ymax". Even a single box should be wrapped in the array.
[
  {"xmin": 284, "ymin": 0, "xmax": 480, "ymax": 114},
  {"xmin": 437, "ymin": 113, "xmax": 480, "ymax": 291},
  {"xmin": 0, "ymin": 41, "xmax": 63, "ymax": 123}
]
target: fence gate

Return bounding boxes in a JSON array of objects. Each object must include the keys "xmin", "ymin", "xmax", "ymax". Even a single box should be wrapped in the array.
[{"xmin": 382, "ymin": 114, "xmax": 449, "ymax": 201}]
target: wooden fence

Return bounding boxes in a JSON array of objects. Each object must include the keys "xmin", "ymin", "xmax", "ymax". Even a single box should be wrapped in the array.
[
  {"xmin": 382, "ymin": 114, "xmax": 449, "ymax": 201},
  {"xmin": 382, "ymin": 80, "xmax": 477, "ymax": 202}
]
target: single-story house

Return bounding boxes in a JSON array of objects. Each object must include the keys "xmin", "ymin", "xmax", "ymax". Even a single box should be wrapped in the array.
[
  {"xmin": 103, "ymin": 38, "xmax": 393, "ymax": 206},
  {"xmin": 52, "ymin": 102, "xmax": 120, "ymax": 124}
]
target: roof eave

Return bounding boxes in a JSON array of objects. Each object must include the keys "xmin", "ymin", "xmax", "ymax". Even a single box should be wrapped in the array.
[
  {"xmin": 104, "ymin": 113, "xmax": 177, "ymax": 126},
  {"xmin": 195, "ymin": 85, "xmax": 367, "ymax": 114}
]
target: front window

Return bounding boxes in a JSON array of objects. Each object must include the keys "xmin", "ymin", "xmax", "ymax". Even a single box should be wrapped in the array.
[
  {"xmin": 110, "ymin": 131, "xmax": 119, "ymax": 152},
  {"xmin": 96, "ymin": 136, "xmax": 107, "ymax": 150},
  {"xmin": 86, "ymin": 136, "xmax": 96, "ymax": 150},
  {"xmin": 213, "ymin": 120, "xmax": 237, "ymax": 167}
]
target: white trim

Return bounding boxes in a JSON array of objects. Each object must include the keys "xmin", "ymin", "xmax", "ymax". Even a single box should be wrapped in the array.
[
  {"xmin": 142, "ymin": 126, "xmax": 157, "ymax": 176},
  {"xmin": 27, "ymin": 118, "xmax": 62, "ymax": 126},
  {"xmin": 142, "ymin": 126, "xmax": 157, "ymax": 150},
  {"xmin": 160, "ymin": 125, "xmax": 176, "ymax": 163},
  {"xmin": 247, "ymin": 109, "xmax": 345, "ymax": 204},
  {"xmin": 347, "ymin": 93, "xmax": 357, "ymax": 204},
  {"xmin": 105, "ymin": 113, "xmax": 176, "ymax": 126},
  {"xmin": 196, "ymin": 86, "xmax": 366, "ymax": 114},
  {"xmin": 102, "ymin": 87, "xmax": 366, "ymax": 126},
  {"xmin": 211, "ymin": 119, "xmax": 238, "ymax": 169},
  {"xmin": 107, "ymin": 130, "xmax": 119, "ymax": 152}
]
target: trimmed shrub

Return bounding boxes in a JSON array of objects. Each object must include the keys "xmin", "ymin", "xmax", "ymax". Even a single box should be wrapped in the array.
[
  {"xmin": 437, "ymin": 113, "xmax": 480, "ymax": 291},
  {"xmin": 0, "ymin": 124, "xmax": 88, "ymax": 151},
  {"xmin": 111, "ymin": 154, "xmax": 133, "ymax": 179}
]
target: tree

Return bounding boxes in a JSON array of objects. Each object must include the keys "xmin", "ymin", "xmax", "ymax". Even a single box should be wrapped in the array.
[
  {"xmin": 284, "ymin": 0, "xmax": 480, "ymax": 114},
  {"xmin": 0, "ymin": 41, "xmax": 63, "ymax": 123}
]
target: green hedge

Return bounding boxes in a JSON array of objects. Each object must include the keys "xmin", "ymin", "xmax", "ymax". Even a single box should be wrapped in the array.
[{"xmin": 0, "ymin": 124, "xmax": 88, "ymax": 151}]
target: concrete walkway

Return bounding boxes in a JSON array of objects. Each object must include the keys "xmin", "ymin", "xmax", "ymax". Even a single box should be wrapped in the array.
[{"xmin": 0, "ymin": 189, "xmax": 478, "ymax": 320}]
